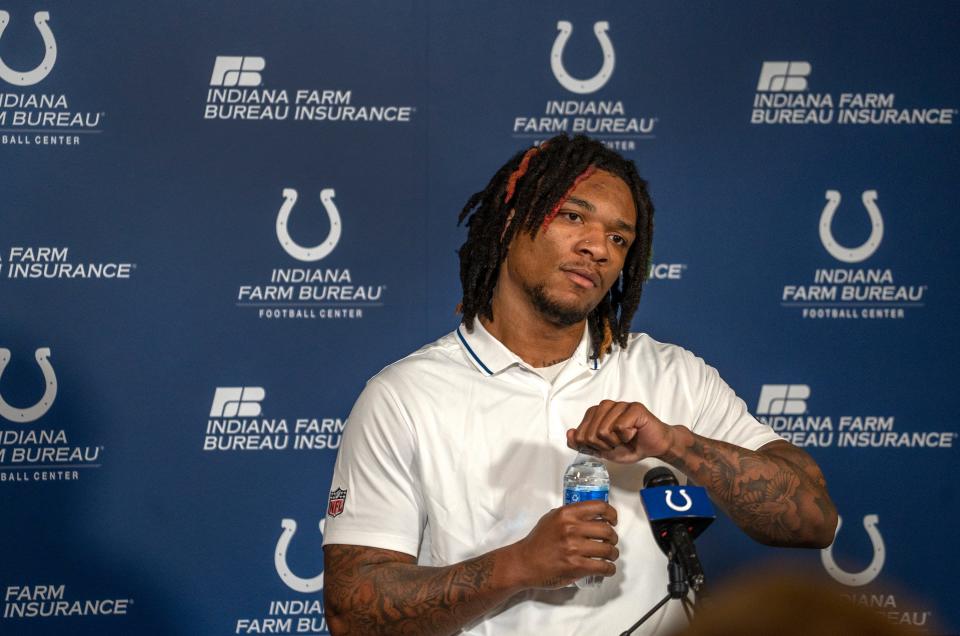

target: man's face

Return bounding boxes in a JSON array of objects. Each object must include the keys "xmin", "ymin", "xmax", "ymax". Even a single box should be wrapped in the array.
[{"xmin": 500, "ymin": 169, "xmax": 637, "ymax": 326}]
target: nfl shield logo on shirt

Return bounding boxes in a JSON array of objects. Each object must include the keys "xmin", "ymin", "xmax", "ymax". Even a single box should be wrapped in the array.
[{"xmin": 327, "ymin": 487, "xmax": 347, "ymax": 517}]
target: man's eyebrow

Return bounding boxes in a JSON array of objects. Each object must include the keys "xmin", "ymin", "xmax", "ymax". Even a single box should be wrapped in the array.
[
  {"xmin": 564, "ymin": 196, "xmax": 636, "ymax": 234},
  {"xmin": 564, "ymin": 196, "xmax": 596, "ymax": 213},
  {"xmin": 613, "ymin": 218, "xmax": 636, "ymax": 234}
]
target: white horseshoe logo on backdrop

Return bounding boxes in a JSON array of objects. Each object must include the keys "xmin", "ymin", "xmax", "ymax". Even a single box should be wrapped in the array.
[
  {"xmin": 276, "ymin": 188, "xmax": 342, "ymax": 262},
  {"xmin": 0, "ymin": 11, "xmax": 57, "ymax": 86},
  {"xmin": 664, "ymin": 488, "xmax": 693, "ymax": 512},
  {"xmin": 551, "ymin": 21, "xmax": 615, "ymax": 94},
  {"xmin": 0, "ymin": 348, "xmax": 57, "ymax": 423},
  {"xmin": 275, "ymin": 518, "xmax": 325, "ymax": 593},
  {"xmin": 820, "ymin": 514, "xmax": 885, "ymax": 587},
  {"xmin": 819, "ymin": 190, "xmax": 884, "ymax": 263}
]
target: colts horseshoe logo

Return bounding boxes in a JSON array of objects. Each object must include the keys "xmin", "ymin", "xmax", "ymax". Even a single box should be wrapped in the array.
[
  {"xmin": 819, "ymin": 190, "xmax": 884, "ymax": 263},
  {"xmin": 275, "ymin": 518, "xmax": 325, "ymax": 593},
  {"xmin": 820, "ymin": 514, "xmax": 885, "ymax": 587},
  {"xmin": 0, "ymin": 11, "xmax": 57, "ymax": 86},
  {"xmin": 664, "ymin": 488, "xmax": 693, "ymax": 512},
  {"xmin": 276, "ymin": 188, "xmax": 342, "ymax": 262},
  {"xmin": 551, "ymin": 21, "xmax": 615, "ymax": 95},
  {"xmin": 0, "ymin": 348, "xmax": 58, "ymax": 423}
]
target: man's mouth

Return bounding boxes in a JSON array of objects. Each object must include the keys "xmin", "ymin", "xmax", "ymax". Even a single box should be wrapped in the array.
[{"xmin": 560, "ymin": 266, "xmax": 600, "ymax": 288}]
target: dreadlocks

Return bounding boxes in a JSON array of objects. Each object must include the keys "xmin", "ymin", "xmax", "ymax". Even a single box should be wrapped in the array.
[{"xmin": 457, "ymin": 133, "xmax": 655, "ymax": 360}]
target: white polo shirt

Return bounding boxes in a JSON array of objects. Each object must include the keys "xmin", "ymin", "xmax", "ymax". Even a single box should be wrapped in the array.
[{"xmin": 323, "ymin": 321, "xmax": 782, "ymax": 635}]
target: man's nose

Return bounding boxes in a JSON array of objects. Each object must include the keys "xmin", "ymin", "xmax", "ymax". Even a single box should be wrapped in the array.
[{"xmin": 576, "ymin": 231, "xmax": 609, "ymax": 262}]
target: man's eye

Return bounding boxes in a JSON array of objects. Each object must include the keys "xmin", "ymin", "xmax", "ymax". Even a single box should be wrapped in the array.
[
  {"xmin": 610, "ymin": 235, "xmax": 627, "ymax": 246},
  {"xmin": 564, "ymin": 211, "xmax": 582, "ymax": 222}
]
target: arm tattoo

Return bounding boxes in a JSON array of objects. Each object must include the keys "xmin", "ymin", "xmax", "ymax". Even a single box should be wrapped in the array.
[
  {"xmin": 663, "ymin": 433, "xmax": 837, "ymax": 547},
  {"xmin": 324, "ymin": 545, "xmax": 513, "ymax": 636}
]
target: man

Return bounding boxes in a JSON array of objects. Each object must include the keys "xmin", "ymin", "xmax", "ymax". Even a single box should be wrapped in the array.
[{"xmin": 322, "ymin": 134, "xmax": 837, "ymax": 635}]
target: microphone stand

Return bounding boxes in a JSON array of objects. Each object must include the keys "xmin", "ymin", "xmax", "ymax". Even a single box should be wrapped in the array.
[{"xmin": 619, "ymin": 554, "xmax": 699, "ymax": 636}]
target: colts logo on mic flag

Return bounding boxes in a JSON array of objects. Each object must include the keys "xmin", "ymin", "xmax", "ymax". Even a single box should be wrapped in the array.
[
  {"xmin": 641, "ymin": 484, "xmax": 715, "ymax": 520},
  {"xmin": 640, "ymin": 482, "xmax": 716, "ymax": 554}
]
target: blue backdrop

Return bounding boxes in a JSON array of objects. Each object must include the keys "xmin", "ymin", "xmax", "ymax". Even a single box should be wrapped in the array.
[{"xmin": 1, "ymin": 1, "xmax": 957, "ymax": 634}]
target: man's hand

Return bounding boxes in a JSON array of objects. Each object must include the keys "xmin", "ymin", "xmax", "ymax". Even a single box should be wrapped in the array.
[
  {"xmin": 508, "ymin": 500, "xmax": 619, "ymax": 589},
  {"xmin": 566, "ymin": 400, "xmax": 674, "ymax": 463}
]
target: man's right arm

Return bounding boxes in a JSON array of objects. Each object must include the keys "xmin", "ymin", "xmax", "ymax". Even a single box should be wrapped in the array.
[
  {"xmin": 323, "ymin": 501, "xmax": 619, "ymax": 636},
  {"xmin": 323, "ymin": 544, "xmax": 516, "ymax": 636}
]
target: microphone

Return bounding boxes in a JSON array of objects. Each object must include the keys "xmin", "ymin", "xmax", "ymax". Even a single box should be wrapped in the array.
[{"xmin": 640, "ymin": 467, "xmax": 716, "ymax": 591}]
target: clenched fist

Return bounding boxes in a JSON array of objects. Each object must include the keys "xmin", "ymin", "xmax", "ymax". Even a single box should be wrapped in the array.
[{"xmin": 566, "ymin": 400, "xmax": 676, "ymax": 463}]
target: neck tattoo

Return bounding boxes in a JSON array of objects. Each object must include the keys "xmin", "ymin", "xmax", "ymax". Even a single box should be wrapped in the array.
[{"xmin": 537, "ymin": 357, "xmax": 569, "ymax": 368}]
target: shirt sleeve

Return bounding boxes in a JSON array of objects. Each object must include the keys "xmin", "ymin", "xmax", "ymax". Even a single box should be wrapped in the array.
[
  {"xmin": 322, "ymin": 375, "xmax": 425, "ymax": 557},
  {"xmin": 682, "ymin": 350, "xmax": 783, "ymax": 451}
]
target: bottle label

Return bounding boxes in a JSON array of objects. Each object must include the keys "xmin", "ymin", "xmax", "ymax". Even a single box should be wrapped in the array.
[{"xmin": 563, "ymin": 487, "xmax": 609, "ymax": 505}]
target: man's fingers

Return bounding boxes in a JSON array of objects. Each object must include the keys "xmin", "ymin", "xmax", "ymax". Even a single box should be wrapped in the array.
[
  {"xmin": 566, "ymin": 501, "xmax": 618, "ymax": 526},
  {"xmin": 574, "ymin": 555, "xmax": 618, "ymax": 577},
  {"xmin": 570, "ymin": 401, "xmax": 647, "ymax": 452},
  {"xmin": 576, "ymin": 400, "xmax": 617, "ymax": 450},
  {"xmin": 614, "ymin": 420, "xmax": 638, "ymax": 444},
  {"xmin": 579, "ymin": 538, "xmax": 620, "ymax": 561},
  {"xmin": 594, "ymin": 401, "xmax": 630, "ymax": 448},
  {"xmin": 568, "ymin": 405, "xmax": 598, "ymax": 450},
  {"xmin": 579, "ymin": 404, "xmax": 598, "ymax": 432},
  {"xmin": 616, "ymin": 403, "xmax": 651, "ymax": 444},
  {"xmin": 581, "ymin": 520, "xmax": 619, "ymax": 544},
  {"xmin": 571, "ymin": 406, "xmax": 600, "ymax": 450}
]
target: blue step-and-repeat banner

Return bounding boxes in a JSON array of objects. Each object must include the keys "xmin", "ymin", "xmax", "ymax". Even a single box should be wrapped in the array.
[{"xmin": 1, "ymin": 2, "xmax": 957, "ymax": 634}]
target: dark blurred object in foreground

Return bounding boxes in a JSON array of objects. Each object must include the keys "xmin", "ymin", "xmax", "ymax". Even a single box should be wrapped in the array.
[{"xmin": 673, "ymin": 569, "xmax": 923, "ymax": 636}]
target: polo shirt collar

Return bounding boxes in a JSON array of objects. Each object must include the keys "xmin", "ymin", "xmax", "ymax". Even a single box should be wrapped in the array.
[{"xmin": 456, "ymin": 319, "xmax": 601, "ymax": 377}]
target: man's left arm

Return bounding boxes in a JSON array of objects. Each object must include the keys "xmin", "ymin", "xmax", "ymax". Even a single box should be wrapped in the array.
[
  {"xmin": 662, "ymin": 427, "xmax": 837, "ymax": 547},
  {"xmin": 567, "ymin": 401, "xmax": 838, "ymax": 548}
]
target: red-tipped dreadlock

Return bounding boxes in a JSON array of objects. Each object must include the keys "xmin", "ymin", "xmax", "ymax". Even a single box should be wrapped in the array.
[
  {"xmin": 504, "ymin": 145, "xmax": 540, "ymax": 205},
  {"xmin": 542, "ymin": 165, "xmax": 597, "ymax": 230}
]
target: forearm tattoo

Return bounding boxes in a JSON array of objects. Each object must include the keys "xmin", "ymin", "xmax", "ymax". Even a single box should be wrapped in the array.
[
  {"xmin": 324, "ymin": 546, "xmax": 506, "ymax": 636},
  {"xmin": 664, "ymin": 435, "xmax": 836, "ymax": 547}
]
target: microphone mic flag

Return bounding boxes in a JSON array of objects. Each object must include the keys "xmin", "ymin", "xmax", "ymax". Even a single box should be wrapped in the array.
[{"xmin": 640, "ymin": 467, "xmax": 716, "ymax": 591}]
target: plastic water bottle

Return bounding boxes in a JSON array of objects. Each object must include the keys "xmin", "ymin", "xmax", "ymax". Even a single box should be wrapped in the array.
[{"xmin": 563, "ymin": 451, "xmax": 610, "ymax": 588}]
